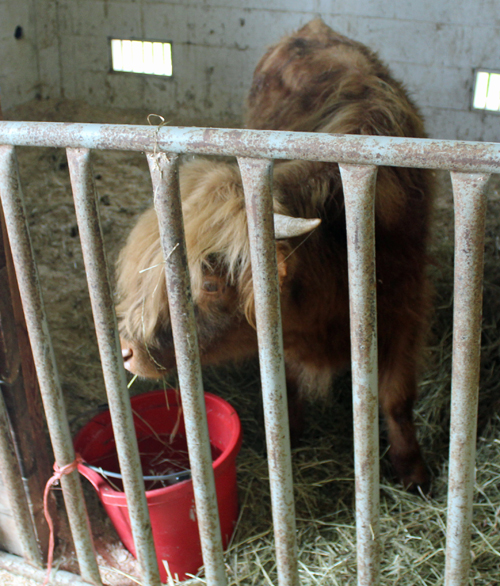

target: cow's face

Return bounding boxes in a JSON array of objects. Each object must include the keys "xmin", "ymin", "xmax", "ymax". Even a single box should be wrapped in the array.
[
  {"xmin": 119, "ymin": 258, "xmax": 260, "ymax": 378},
  {"xmin": 116, "ymin": 159, "xmax": 320, "ymax": 379}
]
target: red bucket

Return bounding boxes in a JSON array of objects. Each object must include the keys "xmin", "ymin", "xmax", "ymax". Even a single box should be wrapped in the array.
[{"xmin": 74, "ymin": 389, "xmax": 242, "ymax": 582}]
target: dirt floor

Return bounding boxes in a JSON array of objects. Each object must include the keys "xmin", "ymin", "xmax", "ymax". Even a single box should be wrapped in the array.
[{"xmin": 2, "ymin": 98, "xmax": 500, "ymax": 585}]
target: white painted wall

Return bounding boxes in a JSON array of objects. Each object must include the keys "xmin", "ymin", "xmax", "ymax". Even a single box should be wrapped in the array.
[
  {"xmin": 0, "ymin": 0, "xmax": 61, "ymax": 112},
  {"xmin": 0, "ymin": 0, "xmax": 39, "ymax": 111},
  {"xmin": 1, "ymin": 0, "xmax": 499, "ymax": 140}
]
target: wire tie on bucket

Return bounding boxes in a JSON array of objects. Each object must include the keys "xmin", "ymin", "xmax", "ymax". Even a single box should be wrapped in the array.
[{"xmin": 42, "ymin": 454, "xmax": 84, "ymax": 586}]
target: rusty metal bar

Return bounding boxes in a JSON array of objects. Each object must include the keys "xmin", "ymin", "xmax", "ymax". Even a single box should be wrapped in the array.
[
  {"xmin": 66, "ymin": 148, "xmax": 161, "ymax": 586},
  {"xmin": 147, "ymin": 152, "xmax": 227, "ymax": 586},
  {"xmin": 0, "ymin": 391, "xmax": 41, "ymax": 566},
  {"xmin": 1, "ymin": 122, "xmax": 500, "ymax": 173},
  {"xmin": 0, "ymin": 551, "xmax": 100, "ymax": 586},
  {"xmin": 339, "ymin": 164, "xmax": 380, "ymax": 586},
  {"xmin": 444, "ymin": 172, "xmax": 490, "ymax": 586},
  {"xmin": 1, "ymin": 119, "xmax": 498, "ymax": 586},
  {"xmin": 0, "ymin": 550, "xmax": 96, "ymax": 585},
  {"xmin": 238, "ymin": 157, "xmax": 299, "ymax": 586},
  {"xmin": 0, "ymin": 145, "xmax": 102, "ymax": 585}
]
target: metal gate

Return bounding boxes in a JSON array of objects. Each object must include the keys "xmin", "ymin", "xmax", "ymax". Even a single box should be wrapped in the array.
[{"xmin": 0, "ymin": 121, "xmax": 498, "ymax": 586}]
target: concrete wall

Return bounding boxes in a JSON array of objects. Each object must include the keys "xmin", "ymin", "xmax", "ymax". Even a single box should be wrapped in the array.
[
  {"xmin": 0, "ymin": 0, "xmax": 61, "ymax": 112},
  {"xmin": 1, "ymin": 0, "xmax": 500, "ymax": 140},
  {"xmin": 0, "ymin": 0, "xmax": 39, "ymax": 111}
]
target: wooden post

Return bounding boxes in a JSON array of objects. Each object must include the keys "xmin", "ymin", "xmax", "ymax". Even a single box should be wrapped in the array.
[{"xmin": 0, "ymin": 99, "xmax": 53, "ymax": 560}]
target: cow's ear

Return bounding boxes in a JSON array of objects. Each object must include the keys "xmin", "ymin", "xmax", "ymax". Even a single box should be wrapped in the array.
[{"xmin": 276, "ymin": 243, "xmax": 290, "ymax": 290}]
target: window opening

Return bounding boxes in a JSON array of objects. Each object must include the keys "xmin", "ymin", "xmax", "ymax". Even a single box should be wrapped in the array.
[
  {"xmin": 472, "ymin": 70, "xmax": 500, "ymax": 112},
  {"xmin": 111, "ymin": 39, "xmax": 173, "ymax": 76}
]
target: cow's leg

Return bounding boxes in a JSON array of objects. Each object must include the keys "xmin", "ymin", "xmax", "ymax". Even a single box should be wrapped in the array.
[
  {"xmin": 378, "ymin": 357, "xmax": 429, "ymax": 491},
  {"xmin": 285, "ymin": 372, "xmax": 306, "ymax": 447}
]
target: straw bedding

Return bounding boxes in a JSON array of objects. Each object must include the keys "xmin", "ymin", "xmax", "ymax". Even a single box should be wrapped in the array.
[{"xmin": 4, "ymin": 98, "xmax": 500, "ymax": 585}]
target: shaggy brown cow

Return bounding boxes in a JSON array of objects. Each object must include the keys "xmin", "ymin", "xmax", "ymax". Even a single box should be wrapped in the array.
[{"xmin": 117, "ymin": 19, "xmax": 433, "ymax": 490}]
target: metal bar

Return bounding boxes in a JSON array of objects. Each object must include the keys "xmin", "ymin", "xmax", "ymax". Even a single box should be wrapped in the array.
[
  {"xmin": 0, "ymin": 391, "xmax": 41, "ymax": 566},
  {"xmin": 147, "ymin": 152, "xmax": 228, "ymax": 586},
  {"xmin": 0, "ymin": 145, "xmax": 102, "ymax": 585},
  {"xmin": 339, "ymin": 164, "xmax": 380, "ymax": 586},
  {"xmin": 238, "ymin": 157, "xmax": 299, "ymax": 586},
  {"xmin": 66, "ymin": 148, "xmax": 161, "ymax": 586},
  {"xmin": 0, "ymin": 550, "xmax": 95, "ymax": 585},
  {"xmin": 444, "ymin": 172, "xmax": 490, "ymax": 586},
  {"xmin": 1, "ymin": 122, "xmax": 500, "ymax": 173}
]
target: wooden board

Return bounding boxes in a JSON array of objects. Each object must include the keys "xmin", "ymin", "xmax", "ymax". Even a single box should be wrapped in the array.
[{"xmin": 0, "ymin": 103, "xmax": 53, "ymax": 559}]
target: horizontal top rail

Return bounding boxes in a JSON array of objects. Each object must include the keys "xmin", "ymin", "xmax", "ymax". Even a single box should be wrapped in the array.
[{"xmin": 0, "ymin": 121, "xmax": 499, "ymax": 173}]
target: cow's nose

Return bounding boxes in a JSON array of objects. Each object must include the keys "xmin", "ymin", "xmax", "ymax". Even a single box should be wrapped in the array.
[{"xmin": 122, "ymin": 347, "xmax": 133, "ymax": 371}]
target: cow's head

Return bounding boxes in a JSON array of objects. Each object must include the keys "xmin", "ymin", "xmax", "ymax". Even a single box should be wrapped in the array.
[{"xmin": 116, "ymin": 158, "xmax": 320, "ymax": 378}]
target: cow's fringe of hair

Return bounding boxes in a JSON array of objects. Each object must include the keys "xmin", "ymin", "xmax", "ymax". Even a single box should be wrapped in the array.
[{"xmin": 116, "ymin": 158, "xmax": 284, "ymax": 344}]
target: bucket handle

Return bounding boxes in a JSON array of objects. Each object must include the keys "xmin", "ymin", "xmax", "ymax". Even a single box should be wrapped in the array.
[
  {"xmin": 77, "ymin": 461, "xmax": 192, "ymax": 492},
  {"xmin": 77, "ymin": 461, "xmax": 114, "ymax": 493}
]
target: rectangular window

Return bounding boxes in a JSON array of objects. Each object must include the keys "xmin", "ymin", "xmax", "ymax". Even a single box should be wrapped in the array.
[
  {"xmin": 111, "ymin": 39, "xmax": 173, "ymax": 77},
  {"xmin": 472, "ymin": 70, "xmax": 500, "ymax": 112}
]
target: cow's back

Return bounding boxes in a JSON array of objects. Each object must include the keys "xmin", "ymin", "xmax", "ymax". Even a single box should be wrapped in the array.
[{"xmin": 245, "ymin": 18, "xmax": 425, "ymax": 140}]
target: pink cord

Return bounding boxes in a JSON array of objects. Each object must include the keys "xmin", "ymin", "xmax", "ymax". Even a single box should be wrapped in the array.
[{"xmin": 42, "ymin": 455, "xmax": 83, "ymax": 586}]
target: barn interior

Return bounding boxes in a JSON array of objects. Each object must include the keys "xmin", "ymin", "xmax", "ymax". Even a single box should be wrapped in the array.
[{"xmin": 1, "ymin": 1, "xmax": 500, "ymax": 585}]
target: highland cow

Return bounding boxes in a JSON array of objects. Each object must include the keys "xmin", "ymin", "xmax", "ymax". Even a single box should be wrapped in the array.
[{"xmin": 116, "ymin": 19, "xmax": 433, "ymax": 490}]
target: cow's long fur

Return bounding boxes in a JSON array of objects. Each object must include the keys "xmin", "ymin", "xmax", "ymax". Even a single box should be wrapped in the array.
[{"xmin": 116, "ymin": 19, "xmax": 433, "ymax": 489}]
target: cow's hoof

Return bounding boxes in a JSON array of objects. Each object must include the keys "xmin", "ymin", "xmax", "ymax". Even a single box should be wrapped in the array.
[
  {"xmin": 392, "ymin": 454, "xmax": 431, "ymax": 495},
  {"xmin": 401, "ymin": 467, "xmax": 431, "ymax": 495}
]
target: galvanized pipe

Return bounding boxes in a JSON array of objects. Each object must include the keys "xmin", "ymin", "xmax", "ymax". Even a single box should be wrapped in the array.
[
  {"xmin": 0, "ymin": 390, "xmax": 42, "ymax": 566},
  {"xmin": 0, "ymin": 120, "xmax": 496, "ymax": 586},
  {"xmin": 1, "ymin": 122, "xmax": 500, "ymax": 173},
  {"xmin": 238, "ymin": 157, "xmax": 299, "ymax": 586},
  {"xmin": 147, "ymin": 152, "xmax": 228, "ymax": 586},
  {"xmin": 66, "ymin": 148, "xmax": 161, "ymax": 586},
  {"xmin": 339, "ymin": 164, "xmax": 380, "ymax": 586},
  {"xmin": 444, "ymin": 172, "xmax": 490, "ymax": 586},
  {"xmin": 0, "ymin": 145, "xmax": 102, "ymax": 585}
]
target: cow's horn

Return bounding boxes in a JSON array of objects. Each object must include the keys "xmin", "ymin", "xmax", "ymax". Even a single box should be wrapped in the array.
[{"xmin": 273, "ymin": 213, "xmax": 321, "ymax": 239}]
